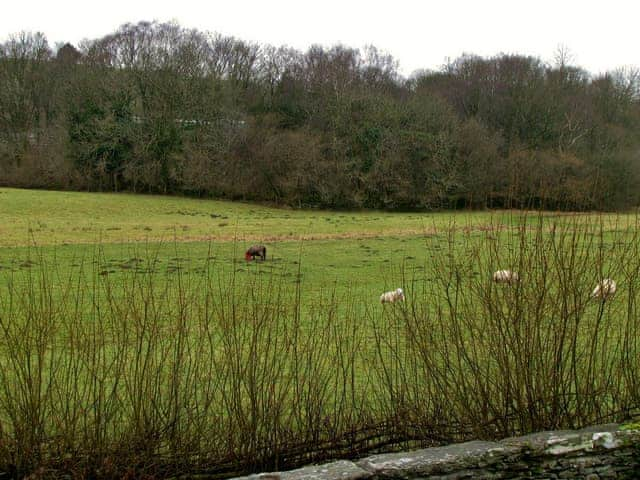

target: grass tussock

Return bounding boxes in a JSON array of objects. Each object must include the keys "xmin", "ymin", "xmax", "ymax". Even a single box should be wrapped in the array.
[{"xmin": 0, "ymin": 214, "xmax": 639, "ymax": 478}]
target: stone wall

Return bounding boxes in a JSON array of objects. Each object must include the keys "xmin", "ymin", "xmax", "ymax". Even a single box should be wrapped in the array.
[{"xmin": 232, "ymin": 424, "xmax": 640, "ymax": 479}]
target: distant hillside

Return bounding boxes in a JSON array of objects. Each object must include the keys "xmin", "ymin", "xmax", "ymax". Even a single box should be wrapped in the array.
[{"xmin": 1, "ymin": 22, "xmax": 639, "ymax": 210}]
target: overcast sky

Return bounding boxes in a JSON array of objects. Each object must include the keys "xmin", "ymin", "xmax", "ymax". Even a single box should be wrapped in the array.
[{"xmin": 1, "ymin": 0, "xmax": 638, "ymax": 77}]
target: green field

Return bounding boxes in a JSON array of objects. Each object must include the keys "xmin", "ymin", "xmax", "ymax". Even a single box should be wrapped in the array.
[
  {"xmin": 0, "ymin": 187, "xmax": 502, "ymax": 308},
  {"xmin": 1, "ymin": 187, "xmax": 639, "ymax": 478},
  {"xmin": 0, "ymin": 187, "xmax": 509, "ymax": 246},
  {"xmin": 0, "ymin": 187, "xmax": 634, "ymax": 300}
]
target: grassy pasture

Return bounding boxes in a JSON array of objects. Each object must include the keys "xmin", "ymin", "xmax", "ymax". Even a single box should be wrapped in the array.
[
  {"xmin": 4, "ymin": 186, "xmax": 633, "ymax": 245},
  {"xmin": 0, "ymin": 186, "xmax": 635, "ymax": 301},
  {"xmin": 0, "ymin": 186, "xmax": 518, "ymax": 311},
  {"xmin": 0, "ymin": 187, "xmax": 512, "ymax": 246},
  {"xmin": 0, "ymin": 187, "xmax": 639, "ymax": 478}
]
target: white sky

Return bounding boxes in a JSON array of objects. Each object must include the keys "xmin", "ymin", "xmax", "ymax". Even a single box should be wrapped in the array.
[{"xmin": 1, "ymin": 0, "xmax": 638, "ymax": 77}]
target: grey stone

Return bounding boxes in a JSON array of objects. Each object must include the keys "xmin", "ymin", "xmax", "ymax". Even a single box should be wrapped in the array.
[
  {"xmin": 500, "ymin": 430, "xmax": 588, "ymax": 455},
  {"xmin": 571, "ymin": 456, "xmax": 603, "ymax": 468},
  {"xmin": 232, "ymin": 424, "xmax": 640, "ymax": 480},
  {"xmin": 258, "ymin": 461, "xmax": 371, "ymax": 480},
  {"xmin": 357, "ymin": 440, "xmax": 519, "ymax": 477}
]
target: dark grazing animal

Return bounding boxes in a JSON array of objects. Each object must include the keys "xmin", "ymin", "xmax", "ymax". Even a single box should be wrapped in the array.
[{"xmin": 245, "ymin": 245, "xmax": 267, "ymax": 261}]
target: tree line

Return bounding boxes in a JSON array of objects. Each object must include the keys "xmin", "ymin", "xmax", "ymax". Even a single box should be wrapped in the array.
[{"xmin": 1, "ymin": 21, "xmax": 638, "ymax": 210}]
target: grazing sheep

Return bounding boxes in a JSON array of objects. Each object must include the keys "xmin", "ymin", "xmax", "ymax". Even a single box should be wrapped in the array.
[
  {"xmin": 592, "ymin": 278, "xmax": 617, "ymax": 300},
  {"xmin": 492, "ymin": 270, "xmax": 520, "ymax": 284},
  {"xmin": 380, "ymin": 288, "xmax": 405, "ymax": 304},
  {"xmin": 245, "ymin": 245, "xmax": 267, "ymax": 261}
]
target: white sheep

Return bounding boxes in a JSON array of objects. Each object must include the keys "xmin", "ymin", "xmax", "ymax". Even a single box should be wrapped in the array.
[
  {"xmin": 380, "ymin": 288, "xmax": 405, "ymax": 304},
  {"xmin": 592, "ymin": 278, "xmax": 617, "ymax": 300},
  {"xmin": 492, "ymin": 270, "xmax": 520, "ymax": 284}
]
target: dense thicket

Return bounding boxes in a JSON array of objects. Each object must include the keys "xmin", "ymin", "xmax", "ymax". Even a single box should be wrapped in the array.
[{"xmin": 1, "ymin": 22, "xmax": 638, "ymax": 209}]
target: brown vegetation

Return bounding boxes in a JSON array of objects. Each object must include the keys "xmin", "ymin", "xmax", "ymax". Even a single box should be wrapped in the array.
[{"xmin": 0, "ymin": 217, "xmax": 639, "ymax": 478}]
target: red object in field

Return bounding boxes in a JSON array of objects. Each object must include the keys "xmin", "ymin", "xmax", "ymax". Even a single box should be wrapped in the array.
[{"xmin": 245, "ymin": 251, "xmax": 252, "ymax": 261}]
